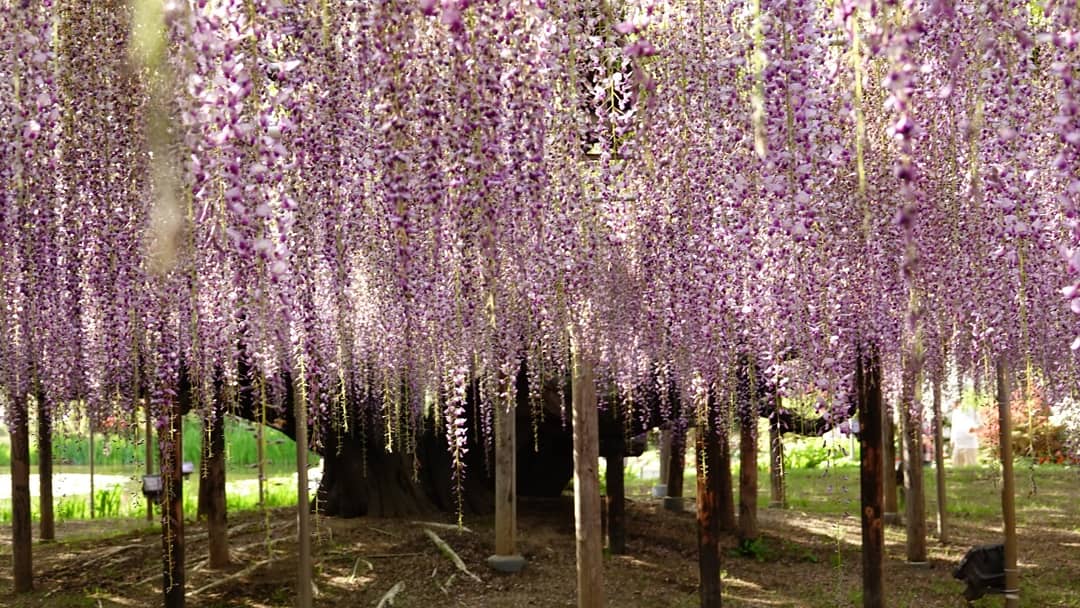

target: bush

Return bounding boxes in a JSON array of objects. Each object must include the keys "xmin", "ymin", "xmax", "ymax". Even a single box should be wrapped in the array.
[{"xmin": 977, "ymin": 386, "xmax": 1078, "ymax": 465}]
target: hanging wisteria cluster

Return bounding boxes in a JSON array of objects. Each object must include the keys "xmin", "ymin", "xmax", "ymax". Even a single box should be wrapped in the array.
[{"xmin": 3, "ymin": 0, "xmax": 1080, "ymax": 472}]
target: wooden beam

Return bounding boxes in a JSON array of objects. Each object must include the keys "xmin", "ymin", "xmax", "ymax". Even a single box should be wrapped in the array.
[
  {"xmin": 605, "ymin": 431, "xmax": 626, "ymax": 555},
  {"xmin": 11, "ymin": 397, "xmax": 33, "ymax": 593},
  {"xmin": 296, "ymin": 382, "xmax": 313, "ymax": 608},
  {"xmin": 858, "ymin": 349, "xmax": 884, "ymax": 608},
  {"xmin": 901, "ymin": 363, "xmax": 927, "ymax": 564},
  {"xmin": 571, "ymin": 345, "xmax": 604, "ymax": 608},
  {"xmin": 931, "ymin": 377, "xmax": 948, "ymax": 544},
  {"xmin": 768, "ymin": 412, "xmax": 785, "ymax": 509},
  {"xmin": 882, "ymin": 403, "xmax": 899, "ymax": 525},
  {"xmin": 696, "ymin": 423, "xmax": 721, "ymax": 608},
  {"xmin": 205, "ymin": 404, "xmax": 229, "ymax": 569},
  {"xmin": 737, "ymin": 409, "xmax": 758, "ymax": 544},
  {"xmin": 38, "ymin": 393, "xmax": 55, "ymax": 541},
  {"xmin": 996, "ymin": 360, "xmax": 1019, "ymax": 608},
  {"xmin": 160, "ymin": 398, "xmax": 185, "ymax": 608}
]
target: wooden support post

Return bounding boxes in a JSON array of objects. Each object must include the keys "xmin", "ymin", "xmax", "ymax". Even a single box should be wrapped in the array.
[
  {"xmin": 857, "ymin": 349, "xmax": 884, "ymax": 608},
  {"xmin": 160, "ymin": 399, "xmax": 185, "ymax": 608},
  {"xmin": 882, "ymin": 404, "xmax": 899, "ymax": 525},
  {"xmin": 296, "ymin": 387, "xmax": 313, "ymax": 608},
  {"xmin": 718, "ymin": 427, "xmax": 736, "ymax": 532},
  {"xmin": 605, "ymin": 431, "xmax": 626, "ymax": 555},
  {"xmin": 931, "ymin": 377, "xmax": 948, "ymax": 544},
  {"xmin": 571, "ymin": 345, "xmax": 604, "ymax": 608},
  {"xmin": 768, "ymin": 414, "xmax": 785, "ymax": 509},
  {"xmin": 146, "ymin": 406, "xmax": 154, "ymax": 522},
  {"xmin": 11, "ymin": 398, "xmax": 33, "ymax": 593},
  {"xmin": 901, "ymin": 365, "xmax": 927, "ymax": 564},
  {"xmin": 89, "ymin": 418, "xmax": 95, "ymax": 520},
  {"xmin": 658, "ymin": 429, "xmax": 671, "ymax": 486},
  {"xmin": 488, "ymin": 376, "xmax": 525, "ymax": 572},
  {"xmin": 696, "ymin": 423, "xmax": 722, "ymax": 608},
  {"xmin": 996, "ymin": 360, "xmax": 1019, "ymax": 608},
  {"xmin": 204, "ymin": 407, "xmax": 229, "ymax": 569},
  {"xmin": 38, "ymin": 393, "xmax": 55, "ymax": 541},
  {"xmin": 664, "ymin": 427, "xmax": 686, "ymax": 512},
  {"xmin": 737, "ymin": 410, "xmax": 758, "ymax": 544}
]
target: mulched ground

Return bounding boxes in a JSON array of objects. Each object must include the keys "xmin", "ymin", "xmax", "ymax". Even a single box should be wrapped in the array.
[{"xmin": 0, "ymin": 492, "xmax": 1077, "ymax": 607}]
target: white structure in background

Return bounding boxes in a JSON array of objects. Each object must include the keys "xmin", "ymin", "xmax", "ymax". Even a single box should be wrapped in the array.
[{"xmin": 950, "ymin": 403, "xmax": 981, "ymax": 467}]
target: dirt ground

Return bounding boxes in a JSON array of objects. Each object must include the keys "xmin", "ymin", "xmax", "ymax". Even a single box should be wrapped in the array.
[{"xmin": 0, "ymin": 492, "xmax": 1077, "ymax": 608}]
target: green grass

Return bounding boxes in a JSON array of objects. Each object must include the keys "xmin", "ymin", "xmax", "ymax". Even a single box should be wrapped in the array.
[
  {"xmin": 0, "ymin": 472, "xmax": 305, "ymax": 523},
  {"xmin": 0, "ymin": 413, "xmax": 302, "ymax": 469}
]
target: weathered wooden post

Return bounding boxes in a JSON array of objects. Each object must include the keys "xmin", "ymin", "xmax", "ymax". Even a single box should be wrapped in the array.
[
  {"xmin": 89, "ymin": 417, "xmax": 96, "ymax": 519},
  {"xmin": 768, "ymin": 411, "xmax": 785, "ymax": 509},
  {"xmin": 664, "ymin": 425, "xmax": 686, "ymax": 512},
  {"xmin": 488, "ymin": 373, "xmax": 526, "ymax": 572},
  {"xmin": 571, "ymin": 342, "xmax": 604, "ymax": 608},
  {"xmin": 696, "ymin": 421, "xmax": 722, "ymax": 608},
  {"xmin": 160, "ymin": 397, "xmax": 185, "ymax": 608},
  {"xmin": 718, "ymin": 427, "xmax": 736, "ymax": 532},
  {"xmin": 738, "ymin": 408, "xmax": 758, "ymax": 544},
  {"xmin": 11, "ymin": 397, "xmax": 33, "ymax": 593},
  {"xmin": 931, "ymin": 376, "xmax": 948, "ymax": 544},
  {"xmin": 858, "ymin": 349, "xmax": 884, "ymax": 608},
  {"xmin": 296, "ymin": 374, "xmax": 313, "ymax": 608},
  {"xmin": 882, "ymin": 404, "xmax": 899, "ymax": 525},
  {"xmin": 996, "ymin": 359, "xmax": 1019, "ymax": 608},
  {"xmin": 901, "ymin": 362, "xmax": 927, "ymax": 565},
  {"xmin": 605, "ymin": 427, "xmax": 626, "ymax": 555},
  {"xmin": 200, "ymin": 401, "xmax": 230, "ymax": 569},
  {"xmin": 38, "ymin": 391, "xmax": 55, "ymax": 541},
  {"xmin": 146, "ymin": 406, "xmax": 154, "ymax": 522}
]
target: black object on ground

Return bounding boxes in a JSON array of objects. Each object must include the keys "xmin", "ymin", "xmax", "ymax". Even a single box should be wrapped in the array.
[{"xmin": 953, "ymin": 543, "xmax": 1006, "ymax": 601}]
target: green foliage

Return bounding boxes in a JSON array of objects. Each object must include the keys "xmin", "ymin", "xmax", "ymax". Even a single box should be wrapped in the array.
[
  {"xmin": 785, "ymin": 437, "xmax": 857, "ymax": 469},
  {"xmin": 0, "ymin": 414, "xmax": 305, "ymax": 469},
  {"xmin": 976, "ymin": 385, "xmax": 1078, "ymax": 465},
  {"xmin": 734, "ymin": 537, "xmax": 771, "ymax": 561}
]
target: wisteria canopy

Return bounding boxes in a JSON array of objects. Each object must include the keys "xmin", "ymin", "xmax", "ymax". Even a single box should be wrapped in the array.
[{"xmin": 1, "ymin": 0, "xmax": 1079, "ymax": 465}]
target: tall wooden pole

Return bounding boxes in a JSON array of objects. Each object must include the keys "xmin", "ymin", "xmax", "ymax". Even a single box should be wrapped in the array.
[
  {"xmin": 89, "ymin": 418, "xmax": 96, "ymax": 519},
  {"xmin": 160, "ymin": 398, "xmax": 185, "ymax": 608},
  {"xmin": 38, "ymin": 393, "xmax": 55, "ymax": 541},
  {"xmin": 718, "ymin": 429, "xmax": 736, "ymax": 532},
  {"xmin": 296, "ymin": 379, "xmax": 313, "ymax": 608},
  {"xmin": 901, "ymin": 366, "xmax": 927, "ymax": 564},
  {"xmin": 146, "ymin": 406, "xmax": 154, "ymax": 522},
  {"xmin": 696, "ymin": 423, "xmax": 722, "ymax": 608},
  {"xmin": 571, "ymin": 344, "xmax": 604, "ymax": 608},
  {"xmin": 768, "ymin": 414, "xmax": 785, "ymax": 509},
  {"xmin": 882, "ymin": 404, "xmax": 899, "ymax": 525},
  {"xmin": 11, "ymin": 398, "xmax": 33, "ymax": 593},
  {"xmin": 931, "ymin": 377, "xmax": 948, "ymax": 544},
  {"xmin": 205, "ymin": 406, "xmax": 230, "ymax": 569},
  {"xmin": 664, "ymin": 426, "xmax": 686, "ymax": 512},
  {"xmin": 605, "ymin": 431, "xmax": 626, "ymax": 555},
  {"xmin": 996, "ymin": 359, "xmax": 1019, "ymax": 608},
  {"xmin": 488, "ymin": 375, "xmax": 525, "ymax": 572},
  {"xmin": 737, "ymin": 410, "xmax": 758, "ymax": 544},
  {"xmin": 857, "ymin": 350, "xmax": 884, "ymax": 608}
]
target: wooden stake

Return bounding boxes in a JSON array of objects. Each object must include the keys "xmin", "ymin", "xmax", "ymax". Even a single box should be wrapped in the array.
[
  {"xmin": 882, "ymin": 403, "xmax": 899, "ymax": 525},
  {"xmin": 718, "ymin": 428, "xmax": 736, "ymax": 532},
  {"xmin": 996, "ymin": 359, "xmax": 1019, "ymax": 608},
  {"xmin": 160, "ymin": 398, "xmax": 185, "ymax": 608},
  {"xmin": 571, "ymin": 344, "xmax": 604, "ymax": 608},
  {"xmin": 296, "ymin": 386, "xmax": 313, "ymax": 608},
  {"xmin": 38, "ymin": 392, "xmax": 55, "ymax": 541},
  {"xmin": 89, "ymin": 417, "xmax": 96, "ymax": 520},
  {"xmin": 664, "ymin": 426, "xmax": 686, "ymax": 511},
  {"xmin": 605, "ymin": 431, "xmax": 626, "ymax": 555},
  {"xmin": 11, "ymin": 397, "xmax": 33, "ymax": 593},
  {"xmin": 931, "ymin": 377, "xmax": 948, "ymax": 544},
  {"xmin": 768, "ymin": 413, "xmax": 785, "ymax": 509},
  {"xmin": 901, "ymin": 364, "xmax": 927, "ymax": 563},
  {"xmin": 146, "ymin": 406, "xmax": 154, "ymax": 522},
  {"xmin": 857, "ymin": 349, "xmax": 884, "ymax": 608},
  {"xmin": 737, "ymin": 409, "xmax": 758, "ymax": 544},
  {"xmin": 205, "ymin": 405, "xmax": 229, "ymax": 569},
  {"xmin": 696, "ymin": 423, "xmax": 721, "ymax": 608},
  {"xmin": 493, "ymin": 382, "xmax": 517, "ymax": 556}
]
